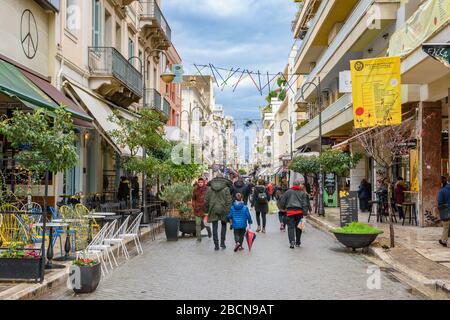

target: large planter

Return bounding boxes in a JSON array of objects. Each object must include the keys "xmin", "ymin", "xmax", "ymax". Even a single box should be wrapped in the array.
[
  {"xmin": 0, "ymin": 257, "xmax": 42, "ymax": 281},
  {"xmin": 179, "ymin": 220, "xmax": 196, "ymax": 237},
  {"xmin": 164, "ymin": 217, "xmax": 180, "ymax": 241},
  {"xmin": 71, "ymin": 262, "xmax": 102, "ymax": 294},
  {"xmin": 331, "ymin": 231, "xmax": 383, "ymax": 251}
]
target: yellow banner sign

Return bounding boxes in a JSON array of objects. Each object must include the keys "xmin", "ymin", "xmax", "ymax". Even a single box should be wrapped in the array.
[
  {"xmin": 409, "ymin": 149, "xmax": 419, "ymax": 192},
  {"xmin": 350, "ymin": 56, "xmax": 401, "ymax": 128}
]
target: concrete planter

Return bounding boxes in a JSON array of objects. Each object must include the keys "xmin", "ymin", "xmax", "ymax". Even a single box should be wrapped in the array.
[
  {"xmin": 331, "ymin": 231, "xmax": 383, "ymax": 251},
  {"xmin": 164, "ymin": 217, "xmax": 180, "ymax": 241},
  {"xmin": 0, "ymin": 257, "xmax": 42, "ymax": 281},
  {"xmin": 179, "ymin": 220, "xmax": 196, "ymax": 236},
  {"xmin": 71, "ymin": 262, "xmax": 101, "ymax": 294}
]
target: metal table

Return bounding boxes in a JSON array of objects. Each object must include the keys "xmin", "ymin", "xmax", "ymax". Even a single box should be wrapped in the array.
[{"xmin": 34, "ymin": 222, "xmax": 68, "ymax": 269}]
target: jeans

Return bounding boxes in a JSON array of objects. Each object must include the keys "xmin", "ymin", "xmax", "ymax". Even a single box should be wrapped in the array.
[
  {"xmin": 359, "ymin": 198, "xmax": 369, "ymax": 212},
  {"xmin": 234, "ymin": 228, "xmax": 246, "ymax": 244},
  {"xmin": 278, "ymin": 211, "xmax": 286, "ymax": 225},
  {"xmin": 442, "ymin": 220, "xmax": 450, "ymax": 242},
  {"xmin": 255, "ymin": 211, "xmax": 267, "ymax": 228},
  {"xmin": 286, "ymin": 214, "xmax": 303, "ymax": 244},
  {"xmin": 212, "ymin": 221, "xmax": 227, "ymax": 246}
]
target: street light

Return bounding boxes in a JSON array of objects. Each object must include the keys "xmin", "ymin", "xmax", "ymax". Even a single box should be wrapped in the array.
[
  {"xmin": 298, "ymin": 77, "xmax": 325, "ymax": 216},
  {"xmin": 128, "ymin": 48, "xmax": 175, "ymax": 219}
]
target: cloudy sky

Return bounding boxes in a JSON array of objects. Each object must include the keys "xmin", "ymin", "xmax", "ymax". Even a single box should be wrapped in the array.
[{"xmin": 163, "ymin": 0, "xmax": 298, "ymax": 122}]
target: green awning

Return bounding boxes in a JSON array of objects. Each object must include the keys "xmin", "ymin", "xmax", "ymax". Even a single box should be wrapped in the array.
[{"xmin": 0, "ymin": 59, "xmax": 58, "ymax": 110}]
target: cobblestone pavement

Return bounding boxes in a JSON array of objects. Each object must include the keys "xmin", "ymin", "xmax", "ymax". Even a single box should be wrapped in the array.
[{"xmin": 40, "ymin": 211, "xmax": 421, "ymax": 300}]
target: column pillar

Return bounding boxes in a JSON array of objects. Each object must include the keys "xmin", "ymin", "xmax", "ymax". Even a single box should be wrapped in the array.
[
  {"xmin": 419, "ymin": 101, "xmax": 442, "ymax": 226},
  {"xmin": 349, "ymin": 143, "xmax": 367, "ymax": 192}
]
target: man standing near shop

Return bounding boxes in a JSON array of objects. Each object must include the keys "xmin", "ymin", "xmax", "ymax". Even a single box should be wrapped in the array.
[
  {"xmin": 204, "ymin": 173, "xmax": 233, "ymax": 250},
  {"xmin": 437, "ymin": 176, "xmax": 450, "ymax": 247},
  {"xmin": 279, "ymin": 180, "xmax": 311, "ymax": 249}
]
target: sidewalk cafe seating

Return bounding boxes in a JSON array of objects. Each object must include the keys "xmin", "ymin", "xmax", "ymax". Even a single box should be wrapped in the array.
[
  {"xmin": 103, "ymin": 215, "xmax": 131, "ymax": 260},
  {"xmin": 119, "ymin": 212, "xmax": 144, "ymax": 255}
]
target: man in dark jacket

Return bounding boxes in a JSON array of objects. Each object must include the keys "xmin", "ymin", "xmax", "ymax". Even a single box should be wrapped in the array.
[
  {"xmin": 204, "ymin": 174, "xmax": 233, "ymax": 250},
  {"xmin": 437, "ymin": 176, "xmax": 450, "ymax": 247},
  {"xmin": 275, "ymin": 182, "xmax": 289, "ymax": 231},
  {"xmin": 280, "ymin": 180, "xmax": 311, "ymax": 248},
  {"xmin": 232, "ymin": 178, "xmax": 250, "ymax": 204},
  {"xmin": 251, "ymin": 179, "xmax": 270, "ymax": 233}
]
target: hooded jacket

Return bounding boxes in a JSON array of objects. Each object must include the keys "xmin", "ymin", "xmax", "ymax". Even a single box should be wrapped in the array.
[
  {"xmin": 232, "ymin": 180, "xmax": 249, "ymax": 202},
  {"xmin": 251, "ymin": 185, "xmax": 269, "ymax": 213},
  {"xmin": 204, "ymin": 177, "xmax": 233, "ymax": 222},
  {"xmin": 227, "ymin": 201, "xmax": 253, "ymax": 229},
  {"xmin": 279, "ymin": 185, "xmax": 311, "ymax": 216},
  {"xmin": 192, "ymin": 183, "xmax": 208, "ymax": 217}
]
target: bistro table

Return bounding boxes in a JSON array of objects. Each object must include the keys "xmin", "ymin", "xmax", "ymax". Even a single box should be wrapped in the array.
[
  {"xmin": 115, "ymin": 208, "xmax": 141, "ymax": 223},
  {"xmin": 33, "ymin": 222, "xmax": 68, "ymax": 269},
  {"xmin": 51, "ymin": 219, "xmax": 82, "ymax": 261}
]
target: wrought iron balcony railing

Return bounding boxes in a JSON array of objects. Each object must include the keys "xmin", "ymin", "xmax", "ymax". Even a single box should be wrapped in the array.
[
  {"xmin": 145, "ymin": 88, "xmax": 162, "ymax": 110},
  {"xmin": 140, "ymin": 1, "xmax": 172, "ymax": 42},
  {"xmin": 162, "ymin": 97, "xmax": 170, "ymax": 118},
  {"xmin": 88, "ymin": 47, "xmax": 143, "ymax": 97}
]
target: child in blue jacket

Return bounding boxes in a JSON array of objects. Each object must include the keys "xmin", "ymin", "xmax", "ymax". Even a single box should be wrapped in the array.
[{"xmin": 227, "ymin": 193, "xmax": 253, "ymax": 252}]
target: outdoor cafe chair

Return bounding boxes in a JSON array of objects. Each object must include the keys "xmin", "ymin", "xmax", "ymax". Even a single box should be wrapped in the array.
[
  {"xmin": 119, "ymin": 212, "xmax": 144, "ymax": 255},
  {"xmin": 75, "ymin": 203, "xmax": 100, "ymax": 232},
  {"xmin": 103, "ymin": 215, "xmax": 131, "ymax": 261},
  {"xmin": 76, "ymin": 221, "xmax": 111, "ymax": 277},
  {"xmin": 0, "ymin": 206, "xmax": 30, "ymax": 247},
  {"xmin": 86, "ymin": 219, "xmax": 119, "ymax": 271}
]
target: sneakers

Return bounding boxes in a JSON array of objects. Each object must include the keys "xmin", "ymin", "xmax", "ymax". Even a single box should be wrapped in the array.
[
  {"xmin": 262, "ymin": 228, "xmax": 266, "ymax": 233},
  {"xmin": 295, "ymin": 241, "xmax": 301, "ymax": 247},
  {"xmin": 290, "ymin": 242, "xmax": 295, "ymax": 249},
  {"xmin": 234, "ymin": 243, "xmax": 241, "ymax": 252},
  {"xmin": 214, "ymin": 245, "xmax": 220, "ymax": 251},
  {"xmin": 439, "ymin": 240, "xmax": 448, "ymax": 247},
  {"xmin": 256, "ymin": 226, "xmax": 261, "ymax": 232},
  {"xmin": 238, "ymin": 246, "xmax": 244, "ymax": 251},
  {"xmin": 220, "ymin": 243, "xmax": 226, "ymax": 249}
]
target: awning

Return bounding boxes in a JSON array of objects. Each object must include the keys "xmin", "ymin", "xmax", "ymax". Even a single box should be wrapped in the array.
[
  {"xmin": 67, "ymin": 82, "xmax": 142, "ymax": 157},
  {"xmin": 273, "ymin": 166, "xmax": 288, "ymax": 175},
  {"xmin": 0, "ymin": 59, "xmax": 92, "ymax": 124}
]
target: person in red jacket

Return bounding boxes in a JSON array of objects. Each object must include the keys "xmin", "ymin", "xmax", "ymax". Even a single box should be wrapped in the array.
[
  {"xmin": 267, "ymin": 181, "xmax": 274, "ymax": 200},
  {"xmin": 192, "ymin": 177, "xmax": 211, "ymax": 242}
]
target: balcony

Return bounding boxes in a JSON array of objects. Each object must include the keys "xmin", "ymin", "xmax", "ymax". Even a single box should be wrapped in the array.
[
  {"xmin": 139, "ymin": 1, "xmax": 171, "ymax": 50},
  {"xmin": 88, "ymin": 47, "xmax": 143, "ymax": 107},
  {"xmin": 145, "ymin": 89, "xmax": 169, "ymax": 119},
  {"xmin": 35, "ymin": 0, "xmax": 60, "ymax": 11}
]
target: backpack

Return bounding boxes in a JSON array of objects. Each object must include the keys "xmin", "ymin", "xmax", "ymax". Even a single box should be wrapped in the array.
[{"xmin": 256, "ymin": 188, "xmax": 268, "ymax": 204}]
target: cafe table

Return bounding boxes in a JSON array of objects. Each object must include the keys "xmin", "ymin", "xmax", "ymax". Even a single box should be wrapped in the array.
[
  {"xmin": 33, "ymin": 222, "xmax": 68, "ymax": 269},
  {"xmin": 115, "ymin": 208, "xmax": 141, "ymax": 223}
]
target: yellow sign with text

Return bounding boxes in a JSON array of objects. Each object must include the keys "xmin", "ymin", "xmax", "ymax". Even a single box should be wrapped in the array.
[
  {"xmin": 409, "ymin": 149, "xmax": 419, "ymax": 192},
  {"xmin": 350, "ymin": 56, "xmax": 401, "ymax": 128}
]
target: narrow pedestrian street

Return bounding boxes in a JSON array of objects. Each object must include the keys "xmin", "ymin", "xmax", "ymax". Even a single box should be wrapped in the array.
[{"xmin": 40, "ymin": 211, "xmax": 420, "ymax": 300}]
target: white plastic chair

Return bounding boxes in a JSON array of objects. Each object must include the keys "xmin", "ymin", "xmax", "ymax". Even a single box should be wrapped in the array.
[
  {"xmin": 88, "ymin": 220, "xmax": 119, "ymax": 269},
  {"xmin": 103, "ymin": 215, "xmax": 131, "ymax": 261},
  {"xmin": 120, "ymin": 212, "xmax": 144, "ymax": 255}
]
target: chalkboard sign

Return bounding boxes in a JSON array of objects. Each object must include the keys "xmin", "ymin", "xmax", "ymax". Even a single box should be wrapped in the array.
[{"xmin": 339, "ymin": 191, "xmax": 358, "ymax": 227}]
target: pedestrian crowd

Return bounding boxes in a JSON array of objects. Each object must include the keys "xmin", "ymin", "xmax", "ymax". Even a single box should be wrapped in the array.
[{"xmin": 190, "ymin": 173, "xmax": 312, "ymax": 251}]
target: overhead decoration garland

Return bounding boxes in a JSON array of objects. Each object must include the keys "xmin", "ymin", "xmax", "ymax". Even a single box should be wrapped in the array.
[{"xmin": 192, "ymin": 63, "xmax": 301, "ymax": 96}]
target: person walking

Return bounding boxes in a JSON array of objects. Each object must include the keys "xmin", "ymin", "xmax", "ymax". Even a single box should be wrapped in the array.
[
  {"xmin": 279, "ymin": 180, "xmax": 311, "ymax": 249},
  {"xmin": 267, "ymin": 181, "xmax": 274, "ymax": 200},
  {"xmin": 232, "ymin": 177, "xmax": 250, "ymax": 204},
  {"xmin": 251, "ymin": 179, "xmax": 270, "ymax": 233},
  {"xmin": 394, "ymin": 177, "xmax": 407, "ymax": 220},
  {"xmin": 437, "ymin": 176, "xmax": 450, "ymax": 247},
  {"xmin": 117, "ymin": 176, "xmax": 130, "ymax": 203},
  {"xmin": 192, "ymin": 177, "xmax": 212, "ymax": 242},
  {"xmin": 357, "ymin": 179, "xmax": 371, "ymax": 213},
  {"xmin": 275, "ymin": 182, "xmax": 289, "ymax": 231},
  {"xmin": 227, "ymin": 193, "xmax": 253, "ymax": 252},
  {"xmin": 131, "ymin": 176, "xmax": 140, "ymax": 208},
  {"xmin": 204, "ymin": 173, "xmax": 233, "ymax": 250}
]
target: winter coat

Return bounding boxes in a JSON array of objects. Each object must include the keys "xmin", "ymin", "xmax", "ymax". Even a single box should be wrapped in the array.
[
  {"xmin": 438, "ymin": 184, "xmax": 450, "ymax": 208},
  {"xmin": 394, "ymin": 181, "xmax": 406, "ymax": 204},
  {"xmin": 204, "ymin": 177, "xmax": 233, "ymax": 222},
  {"xmin": 117, "ymin": 180, "xmax": 130, "ymax": 201},
  {"xmin": 251, "ymin": 185, "xmax": 269, "ymax": 213},
  {"xmin": 192, "ymin": 185, "xmax": 208, "ymax": 217},
  {"xmin": 227, "ymin": 201, "xmax": 253, "ymax": 230},
  {"xmin": 357, "ymin": 182, "xmax": 371, "ymax": 200},
  {"xmin": 279, "ymin": 186, "xmax": 311, "ymax": 216},
  {"xmin": 232, "ymin": 180, "xmax": 250, "ymax": 203},
  {"xmin": 267, "ymin": 183, "xmax": 274, "ymax": 196},
  {"xmin": 275, "ymin": 185, "xmax": 288, "ymax": 210}
]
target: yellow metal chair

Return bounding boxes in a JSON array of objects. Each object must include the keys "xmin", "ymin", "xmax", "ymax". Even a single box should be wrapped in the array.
[
  {"xmin": 60, "ymin": 205, "xmax": 90, "ymax": 251},
  {"xmin": 75, "ymin": 203, "xmax": 100, "ymax": 233},
  {"xmin": 0, "ymin": 206, "xmax": 31, "ymax": 247}
]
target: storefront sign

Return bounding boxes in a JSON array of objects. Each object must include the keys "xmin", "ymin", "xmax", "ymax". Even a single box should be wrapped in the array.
[
  {"xmin": 350, "ymin": 56, "xmax": 401, "ymax": 128},
  {"xmin": 339, "ymin": 191, "xmax": 358, "ymax": 227},
  {"xmin": 323, "ymin": 173, "xmax": 337, "ymax": 207},
  {"xmin": 339, "ymin": 70, "xmax": 352, "ymax": 93},
  {"xmin": 389, "ymin": 0, "xmax": 450, "ymax": 57},
  {"xmin": 422, "ymin": 44, "xmax": 450, "ymax": 69}
]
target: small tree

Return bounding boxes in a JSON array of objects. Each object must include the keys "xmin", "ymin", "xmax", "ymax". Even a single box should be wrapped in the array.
[
  {"xmin": 354, "ymin": 116, "xmax": 416, "ymax": 248},
  {"xmin": 0, "ymin": 106, "xmax": 78, "ymax": 202},
  {"xmin": 319, "ymin": 149, "xmax": 362, "ymax": 178}
]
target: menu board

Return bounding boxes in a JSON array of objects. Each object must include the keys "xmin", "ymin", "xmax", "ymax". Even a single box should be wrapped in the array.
[{"xmin": 339, "ymin": 191, "xmax": 358, "ymax": 227}]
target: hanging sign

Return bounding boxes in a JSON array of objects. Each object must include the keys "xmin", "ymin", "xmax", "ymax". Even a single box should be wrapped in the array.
[
  {"xmin": 350, "ymin": 56, "xmax": 402, "ymax": 128},
  {"xmin": 172, "ymin": 64, "xmax": 184, "ymax": 84},
  {"xmin": 422, "ymin": 43, "xmax": 450, "ymax": 69}
]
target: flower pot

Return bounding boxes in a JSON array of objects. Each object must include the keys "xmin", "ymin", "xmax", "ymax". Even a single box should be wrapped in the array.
[
  {"xmin": 71, "ymin": 262, "xmax": 102, "ymax": 294},
  {"xmin": 179, "ymin": 220, "xmax": 196, "ymax": 236},
  {"xmin": 331, "ymin": 231, "xmax": 383, "ymax": 251},
  {"xmin": 0, "ymin": 257, "xmax": 42, "ymax": 281},
  {"xmin": 164, "ymin": 217, "xmax": 180, "ymax": 241}
]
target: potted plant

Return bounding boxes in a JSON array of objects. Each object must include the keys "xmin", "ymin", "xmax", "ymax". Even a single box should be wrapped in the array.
[
  {"xmin": 0, "ymin": 244, "xmax": 42, "ymax": 281},
  {"xmin": 331, "ymin": 222, "xmax": 383, "ymax": 251},
  {"xmin": 159, "ymin": 183, "xmax": 194, "ymax": 241},
  {"xmin": 178, "ymin": 203, "xmax": 196, "ymax": 237},
  {"xmin": 69, "ymin": 257, "xmax": 101, "ymax": 294}
]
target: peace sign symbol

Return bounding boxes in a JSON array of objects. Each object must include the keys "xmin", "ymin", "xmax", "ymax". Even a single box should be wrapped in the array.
[{"xmin": 20, "ymin": 9, "xmax": 39, "ymax": 59}]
